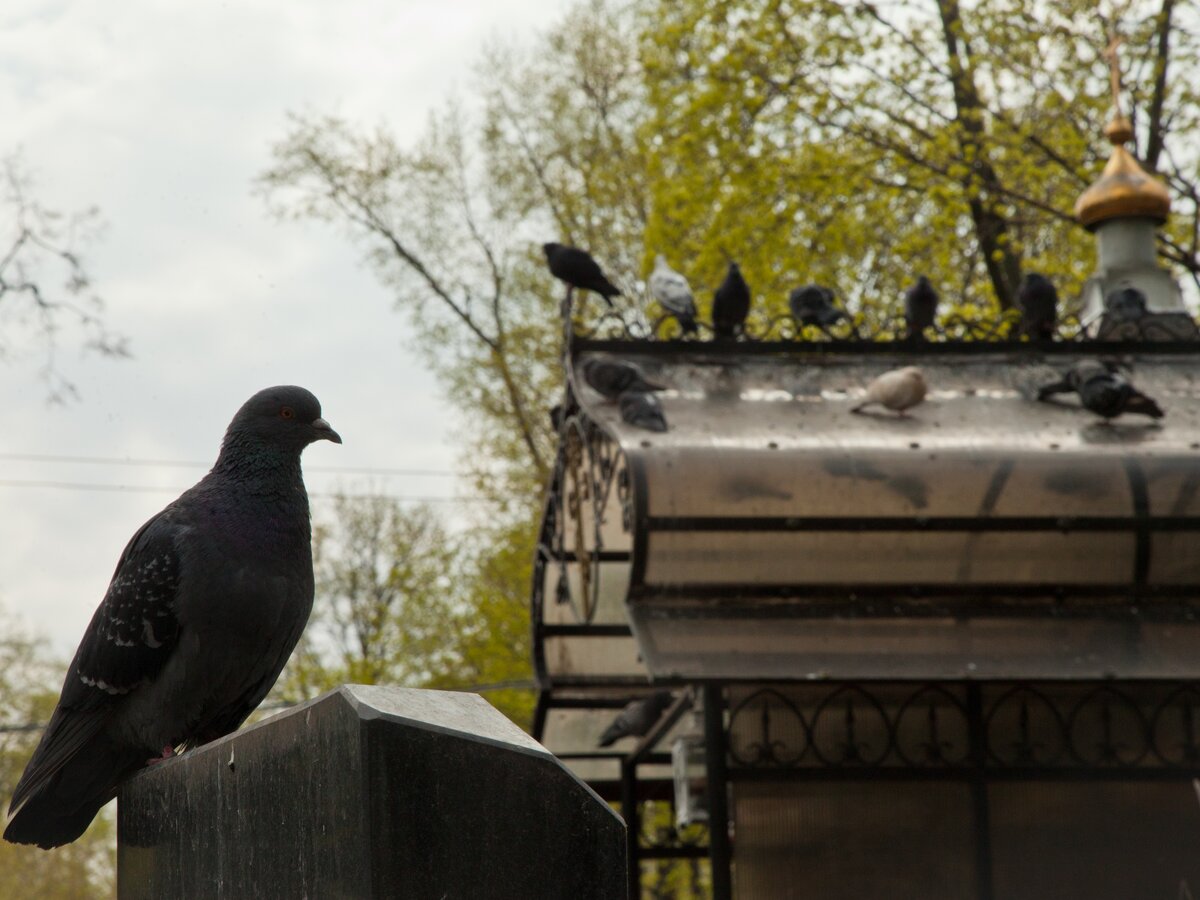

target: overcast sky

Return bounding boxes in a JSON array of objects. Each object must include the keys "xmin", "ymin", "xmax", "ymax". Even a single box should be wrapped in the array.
[{"xmin": 0, "ymin": 0, "xmax": 567, "ymax": 659}]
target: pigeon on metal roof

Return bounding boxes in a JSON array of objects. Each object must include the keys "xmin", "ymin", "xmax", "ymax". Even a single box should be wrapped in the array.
[
  {"xmin": 1104, "ymin": 285, "xmax": 1148, "ymax": 323},
  {"xmin": 598, "ymin": 691, "xmax": 675, "ymax": 747},
  {"xmin": 3, "ymin": 386, "xmax": 341, "ymax": 849},
  {"xmin": 904, "ymin": 276, "xmax": 939, "ymax": 340},
  {"xmin": 619, "ymin": 390, "xmax": 668, "ymax": 432},
  {"xmin": 648, "ymin": 255, "xmax": 698, "ymax": 335},
  {"xmin": 711, "ymin": 262, "xmax": 751, "ymax": 339},
  {"xmin": 1018, "ymin": 273, "xmax": 1058, "ymax": 340},
  {"xmin": 852, "ymin": 366, "xmax": 928, "ymax": 416},
  {"xmin": 788, "ymin": 284, "xmax": 846, "ymax": 328},
  {"xmin": 1037, "ymin": 360, "xmax": 1163, "ymax": 420},
  {"xmin": 542, "ymin": 243, "xmax": 620, "ymax": 305},
  {"xmin": 580, "ymin": 357, "xmax": 663, "ymax": 400}
]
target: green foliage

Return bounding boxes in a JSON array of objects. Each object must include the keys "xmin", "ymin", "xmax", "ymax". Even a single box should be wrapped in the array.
[
  {"xmin": 271, "ymin": 497, "xmax": 536, "ymax": 728},
  {"xmin": 639, "ymin": 0, "xmax": 1200, "ymax": 314},
  {"xmin": 0, "ymin": 605, "xmax": 115, "ymax": 898}
]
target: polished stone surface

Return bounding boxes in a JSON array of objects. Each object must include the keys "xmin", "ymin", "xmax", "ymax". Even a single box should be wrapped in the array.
[{"xmin": 118, "ymin": 685, "xmax": 626, "ymax": 899}]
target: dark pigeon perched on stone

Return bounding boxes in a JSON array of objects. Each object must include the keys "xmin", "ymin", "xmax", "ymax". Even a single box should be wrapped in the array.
[
  {"xmin": 619, "ymin": 391, "xmax": 668, "ymax": 432},
  {"xmin": 711, "ymin": 262, "xmax": 750, "ymax": 339},
  {"xmin": 4, "ymin": 386, "xmax": 340, "ymax": 849},
  {"xmin": 788, "ymin": 284, "xmax": 846, "ymax": 328},
  {"xmin": 1037, "ymin": 360, "xmax": 1164, "ymax": 420},
  {"xmin": 598, "ymin": 691, "xmax": 675, "ymax": 747},
  {"xmin": 1018, "ymin": 272, "xmax": 1058, "ymax": 340},
  {"xmin": 1104, "ymin": 285, "xmax": 1148, "ymax": 322},
  {"xmin": 542, "ymin": 242, "xmax": 620, "ymax": 305},
  {"xmin": 581, "ymin": 357, "xmax": 663, "ymax": 400},
  {"xmin": 904, "ymin": 275, "xmax": 939, "ymax": 340}
]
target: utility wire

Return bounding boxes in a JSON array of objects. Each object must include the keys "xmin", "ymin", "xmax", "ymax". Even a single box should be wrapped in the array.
[
  {"xmin": 0, "ymin": 681, "xmax": 537, "ymax": 735},
  {"xmin": 0, "ymin": 479, "xmax": 497, "ymax": 503},
  {"xmin": 0, "ymin": 451, "xmax": 456, "ymax": 477}
]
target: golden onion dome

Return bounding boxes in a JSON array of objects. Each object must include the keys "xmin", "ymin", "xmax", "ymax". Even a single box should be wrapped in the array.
[{"xmin": 1075, "ymin": 113, "xmax": 1171, "ymax": 230}]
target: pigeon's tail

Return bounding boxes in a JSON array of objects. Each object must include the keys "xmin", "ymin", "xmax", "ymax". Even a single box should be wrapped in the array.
[
  {"xmin": 1127, "ymin": 391, "xmax": 1165, "ymax": 419},
  {"xmin": 4, "ymin": 729, "xmax": 144, "ymax": 849},
  {"xmin": 597, "ymin": 726, "xmax": 623, "ymax": 748}
]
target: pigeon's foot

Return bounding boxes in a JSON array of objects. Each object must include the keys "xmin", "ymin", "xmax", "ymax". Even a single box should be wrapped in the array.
[{"xmin": 146, "ymin": 745, "xmax": 176, "ymax": 766}]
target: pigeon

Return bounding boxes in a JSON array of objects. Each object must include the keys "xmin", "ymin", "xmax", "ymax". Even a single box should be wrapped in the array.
[
  {"xmin": 542, "ymin": 243, "xmax": 620, "ymax": 305},
  {"xmin": 647, "ymin": 255, "xmax": 698, "ymax": 335},
  {"xmin": 1037, "ymin": 360, "xmax": 1163, "ymax": 420},
  {"xmin": 904, "ymin": 276, "xmax": 939, "ymax": 340},
  {"xmin": 4, "ymin": 386, "xmax": 341, "ymax": 849},
  {"xmin": 711, "ymin": 262, "xmax": 751, "ymax": 339},
  {"xmin": 852, "ymin": 366, "xmax": 928, "ymax": 416},
  {"xmin": 598, "ymin": 691, "xmax": 675, "ymax": 747},
  {"xmin": 619, "ymin": 391, "xmax": 668, "ymax": 432},
  {"xmin": 788, "ymin": 284, "xmax": 846, "ymax": 328},
  {"xmin": 1104, "ymin": 285, "xmax": 1148, "ymax": 323},
  {"xmin": 580, "ymin": 357, "xmax": 663, "ymax": 400},
  {"xmin": 1018, "ymin": 272, "xmax": 1058, "ymax": 340}
]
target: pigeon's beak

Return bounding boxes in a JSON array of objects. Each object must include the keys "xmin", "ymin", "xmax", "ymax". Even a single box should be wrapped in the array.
[{"xmin": 312, "ymin": 417, "xmax": 342, "ymax": 444}]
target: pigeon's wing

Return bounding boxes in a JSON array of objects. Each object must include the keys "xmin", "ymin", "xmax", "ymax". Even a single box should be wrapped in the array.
[
  {"xmin": 10, "ymin": 512, "xmax": 182, "ymax": 811},
  {"xmin": 598, "ymin": 704, "xmax": 636, "ymax": 747},
  {"xmin": 1036, "ymin": 376, "xmax": 1074, "ymax": 401}
]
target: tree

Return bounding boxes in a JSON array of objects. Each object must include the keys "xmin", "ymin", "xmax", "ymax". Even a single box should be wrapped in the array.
[
  {"xmin": 257, "ymin": 2, "xmax": 648, "ymax": 734},
  {"xmin": 257, "ymin": 1, "xmax": 647, "ymax": 508},
  {"xmin": 640, "ymin": 0, "xmax": 1200, "ymax": 313},
  {"xmin": 0, "ymin": 604, "xmax": 115, "ymax": 898},
  {"xmin": 1, "ymin": 152, "xmax": 128, "ymax": 402},
  {"xmin": 272, "ymin": 495, "xmax": 535, "ymax": 727}
]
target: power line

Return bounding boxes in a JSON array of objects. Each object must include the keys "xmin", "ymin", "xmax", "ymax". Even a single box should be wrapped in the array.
[
  {"xmin": 0, "ymin": 479, "xmax": 497, "ymax": 503},
  {"xmin": 0, "ymin": 682, "xmax": 537, "ymax": 735},
  {"xmin": 0, "ymin": 451, "xmax": 456, "ymax": 478}
]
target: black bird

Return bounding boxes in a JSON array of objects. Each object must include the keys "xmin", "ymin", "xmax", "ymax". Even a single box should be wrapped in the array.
[
  {"xmin": 598, "ymin": 692, "xmax": 675, "ymax": 747},
  {"xmin": 619, "ymin": 391, "xmax": 668, "ymax": 432},
  {"xmin": 1018, "ymin": 272, "xmax": 1058, "ymax": 340},
  {"xmin": 711, "ymin": 262, "xmax": 751, "ymax": 339},
  {"xmin": 542, "ymin": 243, "xmax": 620, "ymax": 306},
  {"xmin": 1104, "ymin": 285, "xmax": 1148, "ymax": 323},
  {"xmin": 788, "ymin": 284, "xmax": 846, "ymax": 328},
  {"xmin": 4, "ymin": 386, "xmax": 341, "ymax": 849},
  {"xmin": 904, "ymin": 275, "xmax": 939, "ymax": 340},
  {"xmin": 1037, "ymin": 360, "xmax": 1163, "ymax": 420},
  {"xmin": 580, "ymin": 357, "xmax": 663, "ymax": 400}
]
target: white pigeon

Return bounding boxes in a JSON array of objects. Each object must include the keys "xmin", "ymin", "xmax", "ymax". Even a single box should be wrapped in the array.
[
  {"xmin": 852, "ymin": 366, "xmax": 928, "ymax": 415},
  {"xmin": 647, "ymin": 254, "xmax": 698, "ymax": 334}
]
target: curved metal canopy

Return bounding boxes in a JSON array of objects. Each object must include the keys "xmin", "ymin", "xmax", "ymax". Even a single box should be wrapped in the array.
[{"xmin": 550, "ymin": 346, "xmax": 1200, "ymax": 682}]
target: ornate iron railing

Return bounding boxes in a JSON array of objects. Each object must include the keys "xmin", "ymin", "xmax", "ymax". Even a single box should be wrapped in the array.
[{"xmin": 726, "ymin": 682, "xmax": 1200, "ymax": 773}]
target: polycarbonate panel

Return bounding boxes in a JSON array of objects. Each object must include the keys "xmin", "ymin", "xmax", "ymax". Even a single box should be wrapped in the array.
[
  {"xmin": 733, "ymin": 781, "xmax": 976, "ymax": 900},
  {"xmin": 540, "ymin": 700, "xmax": 690, "ymax": 756},
  {"xmin": 542, "ymin": 561, "xmax": 632, "ymax": 626},
  {"xmin": 644, "ymin": 531, "xmax": 1135, "ymax": 585},
  {"xmin": 640, "ymin": 451, "xmax": 1136, "ymax": 519},
  {"xmin": 543, "ymin": 635, "xmax": 645, "ymax": 678},
  {"xmin": 990, "ymin": 783, "xmax": 1200, "ymax": 899},
  {"xmin": 1141, "ymin": 455, "xmax": 1200, "ymax": 516},
  {"xmin": 1149, "ymin": 534, "xmax": 1200, "ymax": 583},
  {"xmin": 628, "ymin": 612, "xmax": 1200, "ymax": 679}
]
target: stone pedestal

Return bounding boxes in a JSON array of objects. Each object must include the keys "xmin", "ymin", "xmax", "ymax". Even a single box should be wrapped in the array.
[{"xmin": 118, "ymin": 685, "xmax": 626, "ymax": 899}]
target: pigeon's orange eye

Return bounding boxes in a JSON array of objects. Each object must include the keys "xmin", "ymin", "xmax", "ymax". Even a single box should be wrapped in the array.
[{"xmin": 280, "ymin": 407, "xmax": 295, "ymax": 419}]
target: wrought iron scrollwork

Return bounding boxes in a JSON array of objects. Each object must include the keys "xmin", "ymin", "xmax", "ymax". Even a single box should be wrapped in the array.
[
  {"xmin": 567, "ymin": 299, "xmax": 1200, "ymax": 346},
  {"xmin": 726, "ymin": 682, "xmax": 1200, "ymax": 773}
]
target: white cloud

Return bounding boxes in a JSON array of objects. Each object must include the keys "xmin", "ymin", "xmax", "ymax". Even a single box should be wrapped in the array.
[{"xmin": 0, "ymin": 0, "xmax": 566, "ymax": 656}]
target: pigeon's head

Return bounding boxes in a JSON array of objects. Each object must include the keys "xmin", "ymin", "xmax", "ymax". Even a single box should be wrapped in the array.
[
  {"xmin": 542, "ymin": 242, "xmax": 563, "ymax": 260},
  {"xmin": 226, "ymin": 386, "xmax": 342, "ymax": 452},
  {"xmin": 1105, "ymin": 286, "xmax": 1148, "ymax": 321}
]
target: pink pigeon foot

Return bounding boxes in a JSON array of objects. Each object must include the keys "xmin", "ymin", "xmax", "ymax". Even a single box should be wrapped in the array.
[{"xmin": 145, "ymin": 745, "xmax": 176, "ymax": 766}]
